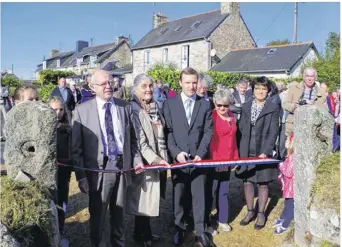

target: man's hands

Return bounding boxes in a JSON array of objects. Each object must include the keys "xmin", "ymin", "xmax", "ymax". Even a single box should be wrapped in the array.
[
  {"xmin": 193, "ymin": 155, "xmax": 202, "ymax": 162},
  {"xmin": 259, "ymin": 153, "xmax": 267, "ymax": 158},
  {"xmin": 159, "ymin": 159, "xmax": 171, "ymax": 167},
  {"xmin": 78, "ymin": 178, "xmax": 89, "ymax": 194},
  {"xmin": 176, "ymin": 152, "xmax": 188, "ymax": 163}
]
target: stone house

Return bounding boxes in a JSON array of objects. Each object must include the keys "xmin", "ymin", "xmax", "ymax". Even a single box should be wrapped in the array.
[
  {"xmin": 131, "ymin": 2, "xmax": 256, "ymax": 79},
  {"xmin": 211, "ymin": 42, "xmax": 319, "ymax": 79},
  {"xmin": 35, "ymin": 36, "xmax": 132, "ymax": 81}
]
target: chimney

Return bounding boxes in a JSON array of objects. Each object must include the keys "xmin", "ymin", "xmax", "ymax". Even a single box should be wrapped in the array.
[
  {"xmin": 153, "ymin": 12, "xmax": 167, "ymax": 29},
  {"xmin": 50, "ymin": 49, "xmax": 59, "ymax": 58},
  {"xmin": 116, "ymin": 35, "xmax": 129, "ymax": 44},
  {"xmin": 221, "ymin": 2, "xmax": 240, "ymax": 16},
  {"xmin": 76, "ymin": 40, "xmax": 89, "ymax": 53}
]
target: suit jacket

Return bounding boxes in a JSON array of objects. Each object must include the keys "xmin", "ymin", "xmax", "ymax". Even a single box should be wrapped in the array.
[
  {"xmin": 50, "ymin": 87, "xmax": 76, "ymax": 111},
  {"xmin": 71, "ymin": 89, "xmax": 82, "ymax": 104},
  {"xmin": 72, "ymin": 98, "xmax": 142, "ymax": 206},
  {"xmin": 238, "ymin": 98, "xmax": 280, "ymax": 159},
  {"xmin": 163, "ymin": 94, "xmax": 213, "ymax": 162}
]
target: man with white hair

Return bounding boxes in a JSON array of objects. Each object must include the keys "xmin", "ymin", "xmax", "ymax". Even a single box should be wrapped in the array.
[
  {"xmin": 282, "ymin": 67, "xmax": 328, "ymax": 136},
  {"xmin": 197, "ymin": 73, "xmax": 215, "ymax": 109}
]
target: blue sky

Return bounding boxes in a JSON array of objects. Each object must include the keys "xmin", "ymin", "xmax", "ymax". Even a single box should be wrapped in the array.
[{"xmin": 1, "ymin": 2, "xmax": 340, "ymax": 79}]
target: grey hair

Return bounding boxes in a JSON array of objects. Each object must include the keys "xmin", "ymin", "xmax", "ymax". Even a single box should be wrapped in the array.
[
  {"xmin": 198, "ymin": 73, "xmax": 213, "ymax": 88},
  {"xmin": 276, "ymin": 81, "xmax": 285, "ymax": 90},
  {"xmin": 303, "ymin": 67, "xmax": 317, "ymax": 77},
  {"xmin": 236, "ymin": 78, "xmax": 248, "ymax": 87},
  {"xmin": 131, "ymin": 73, "xmax": 154, "ymax": 95},
  {"xmin": 213, "ymin": 88, "xmax": 234, "ymax": 105}
]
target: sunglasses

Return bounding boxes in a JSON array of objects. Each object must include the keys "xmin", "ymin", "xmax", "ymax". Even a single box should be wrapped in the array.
[{"xmin": 216, "ymin": 104, "xmax": 229, "ymax": 108}]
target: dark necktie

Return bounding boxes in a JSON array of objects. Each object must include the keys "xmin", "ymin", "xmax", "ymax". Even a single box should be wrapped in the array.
[{"xmin": 105, "ymin": 102, "xmax": 118, "ymax": 166}]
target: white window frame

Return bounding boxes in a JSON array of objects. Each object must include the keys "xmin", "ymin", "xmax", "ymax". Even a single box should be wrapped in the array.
[
  {"xmin": 89, "ymin": 55, "xmax": 97, "ymax": 68},
  {"xmin": 56, "ymin": 60, "xmax": 60, "ymax": 68},
  {"xmin": 77, "ymin": 58, "xmax": 83, "ymax": 67},
  {"xmin": 144, "ymin": 50, "xmax": 151, "ymax": 71},
  {"xmin": 181, "ymin": 45, "xmax": 189, "ymax": 69},
  {"xmin": 43, "ymin": 61, "xmax": 47, "ymax": 70},
  {"xmin": 163, "ymin": 48, "xmax": 168, "ymax": 63}
]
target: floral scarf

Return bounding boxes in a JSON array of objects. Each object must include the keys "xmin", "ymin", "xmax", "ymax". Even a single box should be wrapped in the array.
[{"xmin": 251, "ymin": 99, "xmax": 266, "ymax": 126}]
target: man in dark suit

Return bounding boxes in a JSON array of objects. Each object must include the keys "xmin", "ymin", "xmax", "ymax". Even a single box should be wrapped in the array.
[
  {"xmin": 72, "ymin": 70, "xmax": 143, "ymax": 247},
  {"xmin": 50, "ymin": 77, "xmax": 75, "ymax": 121},
  {"xmin": 163, "ymin": 67, "xmax": 215, "ymax": 247},
  {"xmin": 197, "ymin": 73, "xmax": 214, "ymax": 109},
  {"xmin": 69, "ymin": 81, "xmax": 82, "ymax": 105}
]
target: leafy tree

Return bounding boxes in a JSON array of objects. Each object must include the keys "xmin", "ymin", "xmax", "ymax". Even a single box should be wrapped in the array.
[
  {"xmin": 39, "ymin": 70, "xmax": 75, "ymax": 85},
  {"xmin": 266, "ymin": 39, "xmax": 291, "ymax": 46},
  {"xmin": 37, "ymin": 83, "xmax": 56, "ymax": 102},
  {"xmin": 1, "ymin": 76, "xmax": 24, "ymax": 88}
]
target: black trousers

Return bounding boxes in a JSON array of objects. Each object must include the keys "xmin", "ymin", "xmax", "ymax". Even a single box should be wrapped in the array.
[
  {"xmin": 89, "ymin": 171, "xmax": 124, "ymax": 247},
  {"xmin": 134, "ymin": 216, "xmax": 152, "ymax": 241},
  {"xmin": 57, "ymin": 166, "xmax": 72, "ymax": 234},
  {"xmin": 172, "ymin": 168, "xmax": 206, "ymax": 236}
]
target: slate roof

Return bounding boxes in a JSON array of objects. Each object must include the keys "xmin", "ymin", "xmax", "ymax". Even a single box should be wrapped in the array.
[
  {"xmin": 132, "ymin": 10, "xmax": 229, "ymax": 50},
  {"xmin": 111, "ymin": 64, "xmax": 133, "ymax": 75},
  {"xmin": 211, "ymin": 42, "xmax": 318, "ymax": 73}
]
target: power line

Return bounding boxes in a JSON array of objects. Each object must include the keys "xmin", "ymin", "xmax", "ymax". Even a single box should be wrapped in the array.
[{"xmin": 256, "ymin": 3, "xmax": 289, "ymax": 43}]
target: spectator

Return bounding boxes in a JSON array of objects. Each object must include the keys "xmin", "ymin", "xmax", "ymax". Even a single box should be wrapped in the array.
[
  {"xmin": 232, "ymin": 78, "xmax": 252, "ymax": 120},
  {"xmin": 236, "ymin": 76, "xmax": 280, "ymax": 230},
  {"xmin": 0, "ymin": 86, "xmax": 12, "ymax": 141},
  {"xmin": 69, "ymin": 81, "xmax": 82, "ymax": 105},
  {"xmin": 50, "ymin": 77, "xmax": 75, "ymax": 123},
  {"xmin": 162, "ymin": 84, "xmax": 176, "ymax": 99},
  {"xmin": 209, "ymin": 88, "xmax": 239, "ymax": 232},
  {"xmin": 13, "ymin": 84, "xmax": 39, "ymax": 104},
  {"xmin": 153, "ymin": 80, "xmax": 166, "ymax": 108},
  {"xmin": 113, "ymin": 77, "xmax": 126, "ymax": 99},
  {"xmin": 46, "ymin": 96, "xmax": 72, "ymax": 247},
  {"xmin": 197, "ymin": 73, "xmax": 214, "ymax": 109},
  {"xmin": 80, "ymin": 75, "xmax": 96, "ymax": 103},
  {"xmin": 282, "ymin": 67, "xmax": 328, "ymax": 136},
  {"xmin": 320, "ymin": 82, "xmax": 335, "ymax": 115}
]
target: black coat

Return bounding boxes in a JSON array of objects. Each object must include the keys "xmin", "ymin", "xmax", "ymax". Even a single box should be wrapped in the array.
[
  {"xmin": 50, "ymin": 87, "xmax": 76, "ymax": 112},
  {"xmin": 238, "ymin": 98, "xmax": 280, "ymax": 158}
]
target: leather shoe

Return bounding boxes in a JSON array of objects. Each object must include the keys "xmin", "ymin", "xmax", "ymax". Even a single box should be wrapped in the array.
[
  {"xmin": 173, "ymin": 231, "xmax": 185, "ymax": 246},
  {"xmin": 195, "ymin": 233, "xmax": 216, "ymax": 247}
]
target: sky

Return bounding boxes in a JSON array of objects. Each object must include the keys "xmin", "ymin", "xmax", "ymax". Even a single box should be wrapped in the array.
[{"xmin": 1, "ymin": 2, "xmax": 340, "ymax": 79}]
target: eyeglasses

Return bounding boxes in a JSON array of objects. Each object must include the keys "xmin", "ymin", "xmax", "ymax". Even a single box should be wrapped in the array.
[
  {"xmin": 216, "ymin": 104, "xmax": 229, "ymax": 108},
  {"xmin": 93, "ymin": 81, "xmax": 115, "ymax": 87}
]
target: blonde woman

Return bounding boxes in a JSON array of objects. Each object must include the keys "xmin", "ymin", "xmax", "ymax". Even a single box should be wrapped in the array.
[{"xmin": 126, "ymin": 73, "xmax": 169, "ymax": 247}]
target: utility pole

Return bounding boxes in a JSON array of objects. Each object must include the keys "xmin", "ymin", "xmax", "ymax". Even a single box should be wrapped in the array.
[
  {"xmin": 152, "ymin": 3, "xmax": 156, "ymax": 29},
  {"xmin": 293, "ymin": 2, "xmax": 298, "ymax": 44}
]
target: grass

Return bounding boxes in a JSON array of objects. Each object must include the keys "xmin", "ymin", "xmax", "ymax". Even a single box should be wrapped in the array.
[
  {"xmin": 311, "ymin": 152, "xmax": 340, "ymax": 213},
  {"xmin": 64, "ymin": 172, "xmax": 289, "ymax": 247},
  {"xmin": 0, "ymin": 176, "xmax": 53, "ymax": 246}
]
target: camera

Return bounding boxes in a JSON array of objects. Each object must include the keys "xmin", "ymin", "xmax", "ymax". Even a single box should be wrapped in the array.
[{"xmin": 298, "ymin": 100, "xmax": 307, "ymax": 106}]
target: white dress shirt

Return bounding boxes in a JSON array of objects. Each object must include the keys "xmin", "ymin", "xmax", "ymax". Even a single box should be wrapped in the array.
[
  {"xmin": 181, "ymin": 92, "xmax": 196, "ymax": 120},
  {"xmin": 239, "ymin": 93, "xmax": 245, "ymax": 104},
  {"xmin": 96, "ymin": 97, "xmax": 123, "ymax": 154}
]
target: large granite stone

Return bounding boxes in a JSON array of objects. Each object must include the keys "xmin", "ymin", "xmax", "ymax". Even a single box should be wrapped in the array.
[
  {"xmin": 293, "ymin": 105, "xmax": 335, "ymax": 246},
  {"xmin": 3, "ymin": 101, "xmax": 57, "ymax": 190},
  {"xmin": 0, "ymin": 223, "xmax": 20, "ymax": 247}
]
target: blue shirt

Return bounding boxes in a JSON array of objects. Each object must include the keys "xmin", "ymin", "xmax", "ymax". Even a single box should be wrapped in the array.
[{"xmin": 59, "ymin": 87, "xmax": 68, "ymax": 103}]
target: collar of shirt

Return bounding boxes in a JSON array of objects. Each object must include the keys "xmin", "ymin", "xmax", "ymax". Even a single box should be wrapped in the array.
[
  {"xmin": 181, "ymin": 92, "xmax": 196, "ymax": 105},
  {"xmin": 96, "ymin": 96, "xmax": 115, "ymax": 110}
]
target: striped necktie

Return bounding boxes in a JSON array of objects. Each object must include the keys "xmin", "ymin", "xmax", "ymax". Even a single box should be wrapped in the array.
[{"xmin": 185, "ymin": 98, "xmax": 192, "ymax": 125}]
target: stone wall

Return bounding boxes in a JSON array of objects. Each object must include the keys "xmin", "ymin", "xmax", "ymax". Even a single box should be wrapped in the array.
[
  {"xmin": 132, "ymin": 39, "xmax": 210, "ymax": 77},
  {"xmin": 293, "ymin": 105, "xmax": 337, "ymax": 246},
  {"xmin": 209, "ymin": 14, "xmax": 256, "ymax": 63},
  {"xmin": 102, "ymin": 42, "xmax": 132, "ymax": 68}
]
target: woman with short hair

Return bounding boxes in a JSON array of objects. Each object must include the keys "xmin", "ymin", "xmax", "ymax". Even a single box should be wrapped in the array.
[
  {"xmin": 236, "ymin": 76, "xmax": 280, "ymax": 230},
  {"xmin": 126, "ymin": 73, "xmax": 170, "ymax": 247},
  {"xmin": 209, "ymin": 88, "xmax": 239, "ymax": 232}
]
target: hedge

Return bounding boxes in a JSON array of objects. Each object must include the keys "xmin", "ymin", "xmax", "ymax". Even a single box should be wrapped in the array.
[
  {"xmin": 147, "ymin": 67, "xmax": 302, "ymax": 92},
  {"xmin": 39, "ymin": 70, "xmax": 75, "ymax": 85}
]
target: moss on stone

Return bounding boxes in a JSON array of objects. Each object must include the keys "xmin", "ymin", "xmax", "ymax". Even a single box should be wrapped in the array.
[
  {"xmin": 0, "ymin": 176, "xmax": 53, "ymax": 246},
  {"xmin": 311, "ymin": 152, "xmax": 340, "ymax": 213}
]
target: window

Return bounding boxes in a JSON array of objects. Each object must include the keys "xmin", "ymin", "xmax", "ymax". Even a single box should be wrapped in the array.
[
  {"xmin": 191, "ymin": 21, "xmax": 202, "ymax": 28},
  {"xmin": 56, "ymin": 60, "xmax": 60, "ymax": 68},
  {"xmin": 174, "ymin": 26, "xmax": 182, "ymax": 31},
  {"xmin": 43, "ymin": 61, "xmax": 47, "ymax": 70},
  {"xmin": 90, "ymin": 55, "xmax": 97, "ymax": 67},
  {"xmin": 77, "ymin": 58, "xmax": 83, "ymax": 67},
  {"xmin": 267, "ymin": 48, "xmax": 277, "ymax": 55},
  {"xmin": 163, "ymin": 48, "xmax": 168, "ymax": 63},
  {"xmin": 181, "ymin": 45, "xmax": 189, "ymax": 69},
  {"xmin": 144, "ymin": 50, "xmax": 150, "ymax": 71},
  {"xmin": 159, "ymin": 28, "xmax": 168, "ymax": 34}
]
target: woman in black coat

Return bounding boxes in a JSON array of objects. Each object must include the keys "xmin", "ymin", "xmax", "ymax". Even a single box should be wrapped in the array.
[{"xmin": 236, "ymin": 76, "xmax": 280, "ymax": 230}]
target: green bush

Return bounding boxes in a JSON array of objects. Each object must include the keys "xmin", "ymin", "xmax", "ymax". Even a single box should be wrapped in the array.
[
  {"xmin": 39, "ymin": 70, "xmax": 75, "ymax": 85},
  {"xmin": 37, "ymin": 83, "xmax": 56, "ymax": 102},
  {"xmin": 1, "ymin": 76, "xmax": 24, "ymax": 88}
]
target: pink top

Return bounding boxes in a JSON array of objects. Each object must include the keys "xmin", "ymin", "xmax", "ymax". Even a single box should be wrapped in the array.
[
  {"xmin": 278, "ymin": 154, "xmax": 294, "ymax": 198},
  {"xmin": 210, "ymin": 110, "xmax": 239, "ymax": 160},
  {"xmin": 168, "ymin": 89, "xmax": 177, "ymax": 98}
]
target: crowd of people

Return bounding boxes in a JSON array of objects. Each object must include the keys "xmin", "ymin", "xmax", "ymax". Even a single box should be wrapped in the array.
[{"xmin": 0, "ymin": 66, "xmax": 340, "ymax": 247}]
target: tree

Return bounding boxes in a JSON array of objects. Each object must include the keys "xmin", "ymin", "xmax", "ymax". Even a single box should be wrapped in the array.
[
  {"xmin": 38, "ymin": 70, "xmax": 75, "ymax": 85},
  {"xmin": 325, "ymin": 32, "xmax": 340, "ymax": 59},
  {"xmin": 1, "ymin": 76, "xmax": 24, "ymax": 88},
  {"xmin": 266, "ymin": 39, "xmax": 291, "ymax": 46}
]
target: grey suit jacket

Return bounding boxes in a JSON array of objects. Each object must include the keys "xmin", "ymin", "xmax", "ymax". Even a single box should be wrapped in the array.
[
  {"xmin": 72, "ymin": 98, "xmax": 142, "ymax": 206},
  {"xmin": 163, "ymin": 94, "xmax": 213, "ymax": 162}
]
